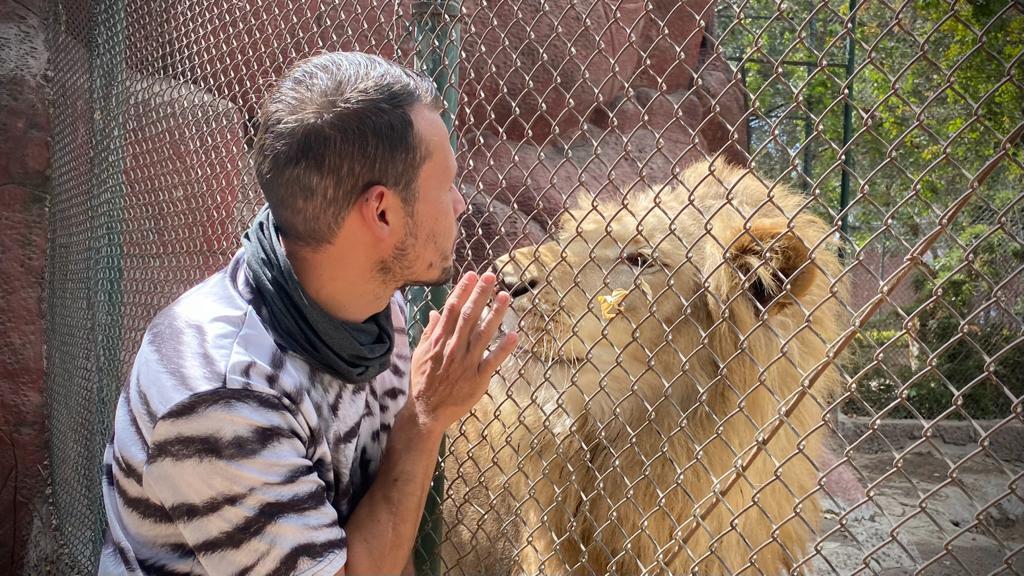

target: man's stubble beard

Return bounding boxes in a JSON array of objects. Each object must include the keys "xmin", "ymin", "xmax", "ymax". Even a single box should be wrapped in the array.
[{"xmin": 379, "ymin": 220, "xmax": 455, "ymax": 290}]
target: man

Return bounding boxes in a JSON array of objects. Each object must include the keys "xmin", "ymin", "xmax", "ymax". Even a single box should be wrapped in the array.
[{"xmin": 99, "ymin": 51, "xmax": 518, "ymax": 575}]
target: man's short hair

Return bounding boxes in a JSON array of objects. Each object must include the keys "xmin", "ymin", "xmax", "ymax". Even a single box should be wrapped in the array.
[{"xmin": 253, "ymin": 52, "xmax": 443, "ymax": 247}]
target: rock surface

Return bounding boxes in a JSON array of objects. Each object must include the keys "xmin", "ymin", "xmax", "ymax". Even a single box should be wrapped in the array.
[{"xmin": 0, "ymin": 0, "xmax": 49, "ymax": 571}]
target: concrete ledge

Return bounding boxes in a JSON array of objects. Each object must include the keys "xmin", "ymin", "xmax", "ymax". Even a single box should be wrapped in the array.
[{"xmin": 838, "ymin": 415, "xmax": 1024, "ymax": 462}]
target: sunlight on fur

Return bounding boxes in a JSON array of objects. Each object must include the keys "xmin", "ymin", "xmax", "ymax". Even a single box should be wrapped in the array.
[{"xmin": 442, "ymin": 160, "xmax": 848, "ymax": 575}]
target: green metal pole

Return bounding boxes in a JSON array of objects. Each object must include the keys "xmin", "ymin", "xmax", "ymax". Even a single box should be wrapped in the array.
[
  {"xmin": 839, "ymin": 0, "xmax": 858, "ymax": 254},
  {"xmin": 741, "ymin": 64, "xmax": 753, "ymax": 153},
  {"xmin": 802, "ymin": 11, "xmax": 817, "ymax": 190},
  {"xmin": 90, "ymin": 0, "xmax": 126, "ymax": 569},
  {"xmin": 411, "ymin": 2, "xmax": 460, "ymax": 574}
]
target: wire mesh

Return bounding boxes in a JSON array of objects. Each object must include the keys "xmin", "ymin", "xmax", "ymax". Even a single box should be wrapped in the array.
[{"xmin": 43, "ymin": 0, "xmax": 1023, "ymax": 574}]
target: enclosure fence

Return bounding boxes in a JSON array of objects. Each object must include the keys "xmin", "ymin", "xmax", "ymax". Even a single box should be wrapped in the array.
[{"xmin": 41, "ymin": 0, "xmax": 1023, "ymax": 574}]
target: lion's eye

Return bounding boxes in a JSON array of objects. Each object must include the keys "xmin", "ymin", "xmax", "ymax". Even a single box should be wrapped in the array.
[{"xmin": 624, "ymin": 251, "xmax": 653, "ymax": 269}]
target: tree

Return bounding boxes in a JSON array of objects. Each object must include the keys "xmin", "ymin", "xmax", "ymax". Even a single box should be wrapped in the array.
[{"xmin": 713, "ymin": 0, "xmax": 1024, "ymax": 419}]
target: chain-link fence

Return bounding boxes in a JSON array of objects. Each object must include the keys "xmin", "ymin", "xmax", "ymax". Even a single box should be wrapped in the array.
[{"xmin": 40, "ymin": 0, "xmax": 1023, "ymax": 574}]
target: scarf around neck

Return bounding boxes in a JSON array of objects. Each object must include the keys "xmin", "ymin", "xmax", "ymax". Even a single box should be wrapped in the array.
[{"xmin": 241, "ymin": 205, "xmax": 395, "ymax": 383}]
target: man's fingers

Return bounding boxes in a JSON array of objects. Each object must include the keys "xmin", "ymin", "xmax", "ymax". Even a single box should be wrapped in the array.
[
  {"xmin": 419, "ymin": 310, "xmax": 441, "ymax": 343},
  {"xmin": 439, "ymin": 272, "xmax": 478, "ymax": 337},
  {"xmin": 454, "ymin": 272, "xmax": 496, "ymax": 345},
  {"xmin": 481, "ymin": 331, "xmax": 519, "ymax": 375},
  {"xmin": 472, "ymin": 291, "xmax": 511, "ymax": 355}
]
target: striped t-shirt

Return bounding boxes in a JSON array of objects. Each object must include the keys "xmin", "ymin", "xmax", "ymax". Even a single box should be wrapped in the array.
[{"xmin": 99, "ymin": 250, "xmax": 411, "ymax": 575}]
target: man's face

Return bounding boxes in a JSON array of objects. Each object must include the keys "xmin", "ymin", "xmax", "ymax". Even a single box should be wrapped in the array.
[{"xmin": 383, "ymin": 105, "xmax": 465, "ymax": 287}]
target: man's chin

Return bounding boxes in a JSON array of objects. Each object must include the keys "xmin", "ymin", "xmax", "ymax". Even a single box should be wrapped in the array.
[{"xmin": 402, "ymin": 264, "xmax": 455, "ymax": 289}]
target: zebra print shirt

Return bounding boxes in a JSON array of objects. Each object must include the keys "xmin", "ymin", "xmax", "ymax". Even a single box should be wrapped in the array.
[{"xmin": 99, "ymin": 250, "xmax": 411, "ymax": 575}]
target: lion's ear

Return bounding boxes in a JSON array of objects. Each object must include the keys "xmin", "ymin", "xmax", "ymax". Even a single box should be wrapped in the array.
[{"xmin": 724, "ymin": 218, "xmax": 818, "ymax": 311}]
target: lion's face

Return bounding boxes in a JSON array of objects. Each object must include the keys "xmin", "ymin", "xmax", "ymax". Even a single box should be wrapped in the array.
[{"xmin": 494, "ymin": 161, "xmax": 840, "ymax": 422}]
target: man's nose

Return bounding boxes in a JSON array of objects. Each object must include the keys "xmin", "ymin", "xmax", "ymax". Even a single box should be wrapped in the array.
[{"xmin": 452, "ymin": 185, "xmax": 467, "ymax": 218}]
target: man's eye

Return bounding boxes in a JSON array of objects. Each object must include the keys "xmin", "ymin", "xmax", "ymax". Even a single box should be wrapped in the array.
[{"xmin": 624, "ymin": 251, "xmax": 653, "ymax": 269}]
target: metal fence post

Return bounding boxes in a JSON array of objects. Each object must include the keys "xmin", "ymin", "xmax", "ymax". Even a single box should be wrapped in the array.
[
  {"xmin": 839, "ymin": 0, "xmax": 859, "ymax": 246},
  {"xmin": 88, "ymin": 0, "xmax": 126, "ymax": 566},
  {"xmin": 802, "ymin": 10, "xmax": 817, "ymax": 190},
  {"xmin": 410, "ymin": 1, "xmax": 461, "ymax": 574}
]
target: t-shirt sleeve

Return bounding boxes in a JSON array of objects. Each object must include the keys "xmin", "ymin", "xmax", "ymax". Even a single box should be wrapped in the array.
[{"xmin": 143, "ymin": 388, "xmax": 347, "ymax": 576}]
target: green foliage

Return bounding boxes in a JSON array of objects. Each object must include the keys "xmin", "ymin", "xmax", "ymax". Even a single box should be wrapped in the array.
[{"xmin": 716, "ymin": 0, "xmax": 1024, "ymax": 420}]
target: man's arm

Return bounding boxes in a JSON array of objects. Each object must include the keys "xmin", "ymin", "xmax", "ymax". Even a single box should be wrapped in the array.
[
  {"xmin": 339, "ymin": 404, "xmax": 442, "ymax": 576},
  {"xmin": 340, "ymin": 272, "xmax": 518, "ymax": 576}
]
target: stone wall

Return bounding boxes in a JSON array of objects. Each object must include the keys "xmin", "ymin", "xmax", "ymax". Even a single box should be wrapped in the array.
[{"xmin": 0, "ymin": 0, "xmax": 50, "ymax": 573}]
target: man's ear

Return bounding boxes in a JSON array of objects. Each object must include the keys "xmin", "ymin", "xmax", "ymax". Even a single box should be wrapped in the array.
[
  {"xmin": 723, "ymin": 217, "xmax": 819, "ymax": 311},
  {"xmin": 358, "ymin": 185, "xmax": 398, "ymax": 240}
]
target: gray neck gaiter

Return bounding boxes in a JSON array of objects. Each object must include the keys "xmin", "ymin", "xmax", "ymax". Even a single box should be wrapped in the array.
[{"xmin": 242, "ymin": 205, "xmax": 394, "ymax": 384}]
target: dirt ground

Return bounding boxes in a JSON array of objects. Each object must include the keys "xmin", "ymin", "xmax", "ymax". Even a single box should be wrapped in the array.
[{"xmin": 813, "ymin": 442, "xmax": 1024, "ymax": 576}]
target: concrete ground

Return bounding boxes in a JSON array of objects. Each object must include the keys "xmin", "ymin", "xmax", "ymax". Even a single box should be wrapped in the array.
[{"xmin": 812, "ymin": 440, "xmax": 1023, "ymax": 576}]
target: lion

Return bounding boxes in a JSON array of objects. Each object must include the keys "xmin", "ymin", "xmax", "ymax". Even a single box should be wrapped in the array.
[{"xmin": 442, "ymin": 160, "xmax": 847, "ymax": 575}]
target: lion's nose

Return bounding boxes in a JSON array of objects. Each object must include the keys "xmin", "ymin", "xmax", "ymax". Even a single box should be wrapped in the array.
[
  {"xmin": 501, "ymin": 278, "xmax": 538, "ymax": 299},
  {"xmin": 495, "ymin": 250, "xmax": 540, "ymax": 299},
  {"xmin": 495, "ymin": 264, "xmax": 538, "ymax": 298}
]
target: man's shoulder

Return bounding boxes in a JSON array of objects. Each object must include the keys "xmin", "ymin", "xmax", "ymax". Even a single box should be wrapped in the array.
[
  {"xmin": 149, "ymin": 251, "xmax": 252, "ymax": 332},
  {"xmin": 131, "ymin": 252, "xmax": 280, "ymax": 418},
  {"xmin": 144, "ymin": 257, "xmax": 250, "ymax": 356}
]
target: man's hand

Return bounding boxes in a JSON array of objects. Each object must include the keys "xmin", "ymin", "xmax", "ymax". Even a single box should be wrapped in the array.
[
  {"xmin": 408, "ymin": 272, "xmax": 518, "ymax": 433},
  {"xmin": 343, "ymin": 272, "xmax": 517, "ymax": 576}
]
